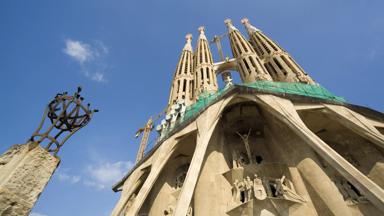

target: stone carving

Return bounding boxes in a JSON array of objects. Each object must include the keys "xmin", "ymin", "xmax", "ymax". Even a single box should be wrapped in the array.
[
  {"xmin": 176, "ymin": 171, "xmax": 187, "ymax": 189},
  {"xmin": 344, "ymin": 153, "xmax": 359, "ymax": 167},
  {"xmin": 275, "ymin": 176, "xmax": 306, "ymax": 203},
  {"xmin": 232, "ymin": 175, "xmax": 305, "ymax": 204},
  {"xmin": 236, "ymin": 129, "xmax": 253, "ymax": 164},
  {"xmin": 334, "ymin": 179, "xmax": 367, "ymax": 205},
  {"xmin": 175, "ymin": 164, "xmax": 190, "ymax": 189},
  {"xmin": 232, "ymin": 150, "xmax": 250, "ymax": 168},
  {"xmin": 232, "ymin": 179, "xmax": 246, "ymax": 203},
  {"xmin": 245, "ymin": 176, "xmax": 253, "ymax": 202},
  {"xmin": 253, "ymin": 174, "xmax": 267, "ymax": 200}
]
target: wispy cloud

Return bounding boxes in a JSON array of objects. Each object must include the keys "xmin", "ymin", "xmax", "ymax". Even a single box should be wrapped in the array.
[
  {"xmin": 63, "ymin": 39, "xmax": 109, "ymax": 83},
  {"xmin": 30, "ymin": 212, "xmax": 48, "ymax": 216},
  {"xmin": 57, "ymin": 172, "xmax": 81, "ymax": 184},
  {"xmin": 56, "ymin": 160, "xmax": 133, "ymax": 190},
  {"xmin": 85, "ymin": 161, "xmax": 133, "ymax": 190}
]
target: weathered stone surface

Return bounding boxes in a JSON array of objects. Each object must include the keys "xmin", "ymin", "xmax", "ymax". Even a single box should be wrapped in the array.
[
  {"xmin": 0, "ymin": 187, "xmax": 32, "ymax": 216},
  {"xmin": 0, "ymin": 143, "xmax": 59, "ymax": 216},
  {"xmin": 112, "ymin": 93, "xmax": 384, "ymax": 216}
]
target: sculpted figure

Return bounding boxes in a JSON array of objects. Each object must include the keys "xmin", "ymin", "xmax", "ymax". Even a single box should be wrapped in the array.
[
  {"xmin": 238, "ymin": 152, "xmax": 249, "ymax": 167},
  {"xmin": 245, "ymin": 176, "xmax": 253, "ymax": 202},
  {"xmin": 232, "ymin": 149, "xmax": 240, "ymax": 168},
  {"xmin": 342, "ymin": 181, "xmax": 360, "ymax": 201},
  {"xmin": 253, "ymin": 174, "xmax": 267, "ymax": 200},
  {"xmin": 276, "ymin": 176, "xmax": 305, "ymax": 203},
  {"xmin": 232, "ymin": 179, "xmax": 240, "ymax": 201},
  {"xmin": 234, "ymin": 179, "xmax": 246, "ymax": 203}
]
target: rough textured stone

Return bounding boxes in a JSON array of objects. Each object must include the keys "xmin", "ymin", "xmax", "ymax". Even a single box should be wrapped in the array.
[{"xmin": 0, "ymin": 143, "xmax": 59, "ymax": 216}]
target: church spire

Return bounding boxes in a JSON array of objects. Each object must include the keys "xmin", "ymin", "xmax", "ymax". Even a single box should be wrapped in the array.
[
  {"xmin": 194, "ymin": 26, "xmax": 218, "ymax": 98},
  {"xmin": 224, "ymin": 19, "xmax": 272, "ymax": 83},
  {"xmin": 167, "ymin": 34, "xmax": 195, "ymax": 112},
  {"xmin": 241, "ymin": 18, "xmax": 315, "ymax": 84}
]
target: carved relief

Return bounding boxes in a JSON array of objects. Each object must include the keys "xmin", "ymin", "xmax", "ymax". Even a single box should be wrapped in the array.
[
  {"xmin": 275, "ymin": 176, "xmax": 306, "ymax": 203},
  {"xmin": 163, "ymin": 205, "xmax": 192, "ymax": 216},
  {"xmin": 253, "ymin": 174, "xmax": 267, "ymax": 200},
  {"xmin": 334, "ymin": 178, "xmax": 367, "ymax": 205},
  {"xmin": 232, "ymin": 174, "xmax": 305, "ymax": 204},
  {"xmin": 175, "ymin": 164, "xmax": 190, "ymax": 189}
]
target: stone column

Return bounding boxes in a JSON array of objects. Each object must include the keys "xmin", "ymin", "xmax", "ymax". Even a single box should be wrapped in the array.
[
  {"xmin": 266, "ymin": 124, "xmax": 319, "ymax": 215},
  {"xmin": 110, "ymin": 170, "xmax": 143, "ymax": 216},
  {"xmin": 265, "ymin": 116, "xmax": 342, "ymax": 215},
  {"xmin": 0, "ymin": 142, "xmax": 59, "ymax": 216},
  {"xmin": 174, "ymin": 95, "xmax": 234, "ymax": 216},
  {"xmin": 124, "ymin": 122, "xmax": 198, "ymax": 216}
]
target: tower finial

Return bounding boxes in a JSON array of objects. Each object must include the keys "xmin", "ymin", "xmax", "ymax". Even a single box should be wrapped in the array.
[
  {"xmin": 241, "ymin": 17, "xmax": 261, "ymax": 33},
  {"xmin": 198, "ymin": 26, "xmax": 207, "ymax": 40},
  {"xmin": 183, "ymin": 33, "xmax": 193, "ymax": 51},
  {"xmin": 185, "ymin": 33, "xmax": 192, "ymax": 41},
  {"xmin": 224, "ymin": 18, "xmax": 238, "ymax": 31}
]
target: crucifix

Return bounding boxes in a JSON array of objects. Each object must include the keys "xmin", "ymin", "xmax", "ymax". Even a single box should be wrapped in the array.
[{"xmin": 236, "ymin": 129, "xmax": 252, "ymax": 164}]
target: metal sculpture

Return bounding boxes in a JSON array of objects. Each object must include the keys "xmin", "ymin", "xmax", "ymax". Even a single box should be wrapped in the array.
[{"xmin": 29, "ymin": 87, "xmax": 98, "ymax": 155}]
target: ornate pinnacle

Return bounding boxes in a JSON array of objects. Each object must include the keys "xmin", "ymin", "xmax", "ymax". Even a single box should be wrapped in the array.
[
  {"xmin": 183, "ymin": 33, "xmax": 193, "ymax": 51},
  {"xmin": 198, "ymin": 26, "xmax": 207, "ymax": 40},
  {"xmin": 30, "ymin": 87, "xmax": 97, "ymax": 156},
  {"xmin": 185, "ymin": 33, "xmax": 192, "ymax": 41},
  {"xmin": 224, "ymin": 18, "xmax": 238, "ymax": 31},
  {"xmin": 241, "ymin": 17, "xmax": 261, "ymax": 33}
]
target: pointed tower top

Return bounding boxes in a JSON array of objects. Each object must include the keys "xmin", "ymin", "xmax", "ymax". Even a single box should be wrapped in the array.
[
  {"xmin": 183, "ymin": 33, "xmax": 193, "ymax": 51},
  {"xmin": 224, "ymin": 18, "xmax": 238, "ymax": 31},
  {"xmin": 241, "ymin": 18, "xmax": 261, "ymax": 33},
  {"xmin": 198, "ymin": 26, "xmax": 207, "ymax": 40}
]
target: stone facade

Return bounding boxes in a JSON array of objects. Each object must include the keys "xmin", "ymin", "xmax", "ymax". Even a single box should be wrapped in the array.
[
  {"xmin": 111, "ymin": 18, "xmax": 384, "ymax": 216},
  {"xmin": 111, "ymin": 91, "xmax": 384, "ymax": 216},
  {"xmin": 0, "ymin": 142, "xmax": 60, "ymax": 216}
]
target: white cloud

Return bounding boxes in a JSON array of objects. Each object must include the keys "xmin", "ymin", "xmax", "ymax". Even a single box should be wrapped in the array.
[
  {"xmin": 30, "ymin": 212, "xmax": 47, "ymax": 216},
  {"xmin": 63, "ymin": 39, "xmax": 109, "ymax": 83},
  {"xmin": 85, "ymin": 161, "xmax": 133, "ymax": 190},
  {"xmin": 55, "ymin": 159, "xmax": 133, "ymax": 190},
  {"xmin": 63, "ymin": 39, "xmax": 93, "ymax": 64},
  {"xmin": 57, "ymin": 172, "xmax": 81, "ymax": 184}
]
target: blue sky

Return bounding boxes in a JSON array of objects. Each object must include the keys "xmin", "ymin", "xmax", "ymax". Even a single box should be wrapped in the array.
[{"xmin": 0, "ymin": 0, "xmax": 383, "ymax": 215}]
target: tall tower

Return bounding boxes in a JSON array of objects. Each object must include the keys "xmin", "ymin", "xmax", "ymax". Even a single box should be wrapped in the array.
[
  {"xmin": 167, "ymin": 34, "xmax": 195, "ymax": 112},
  {"xmin": 111, "ymin": 19, "xmax": 384, "ymax": 216},
  {"xmin": 241, "ymin": 18, "xmax": 315, "ymax": 84},
  {"xmin": 224, "ymin": 19, "xmax": 272, "ymax": 83},
  {"xmin": 194, "ymin": 26, "xmax": 218, "ymax": 98}
]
